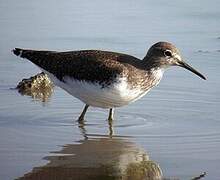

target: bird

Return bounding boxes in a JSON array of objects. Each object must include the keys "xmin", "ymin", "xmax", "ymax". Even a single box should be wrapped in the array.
[{"xmin": 12, "ymin": 42, "xmax": 206, "ymax": 121}]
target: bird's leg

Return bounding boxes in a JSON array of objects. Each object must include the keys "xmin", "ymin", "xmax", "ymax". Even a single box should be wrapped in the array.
[
  {"xmin": 108, "ymin": 108, "xmax": 114, "ymax": 121},
  {"xmin": 108, "ymin": 117, "xmax": 114, "ymax": 137},
  {"xmin": 78, "ymin": 104, "xmax": 89, "ymax": 122},
  {"xmin": 107, "ymin": 108, "xmax": 114, "ymax": 137}
]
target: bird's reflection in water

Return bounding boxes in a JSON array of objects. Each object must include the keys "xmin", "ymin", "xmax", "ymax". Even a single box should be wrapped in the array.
[
  {"xmin": 78, "ymin": 117, "xmax": 114, "ymax": 139},
  {"xmin": 18, "ymin": 121, "xmax": 162, "ymax": 180},
  {"xmin": 15, "ymin": 74, "xmax": 162, "ymax": 180}
]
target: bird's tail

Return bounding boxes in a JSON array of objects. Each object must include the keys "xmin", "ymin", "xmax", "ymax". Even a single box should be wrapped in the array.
[
  {"xmin": 12, "ymin": 48, "xmax": 49, "ymax": 62},
  {"xmin": 12, "ymin": 48, "xmax": 40, "ymax": 60},
  {"xmin": 12, "ymin": 48, "xmax": 57, "ymax": 73},
  {"xmin": 12, "ymin": 48, "xmax": 24, "ymax": 58},
  {"xmin": 12, "ymin": 48, "xmax": 45, "ymax": 69}
]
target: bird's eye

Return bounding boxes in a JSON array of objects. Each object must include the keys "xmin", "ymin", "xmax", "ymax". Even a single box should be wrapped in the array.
[{"xmin": 164, "ymin": 50, "xmax": 172, "ymax": 57}]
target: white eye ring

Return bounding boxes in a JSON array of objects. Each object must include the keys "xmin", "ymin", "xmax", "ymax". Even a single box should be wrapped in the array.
[{"xmin": 164, "ymin": 50, "xmax": 172, "ymax": 57}]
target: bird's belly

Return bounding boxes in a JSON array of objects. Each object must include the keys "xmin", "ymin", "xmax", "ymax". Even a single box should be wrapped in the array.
[
  {"xmin": 62, "ymin": 77, "xmax": 148, "ymax": 108},
  {"xmin": 44, "ymin": 70, "xmax": 148, "ymax": 108}
]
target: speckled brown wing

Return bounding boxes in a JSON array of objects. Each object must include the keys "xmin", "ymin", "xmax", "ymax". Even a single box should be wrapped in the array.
[{"xmin": 13, "ymin": 49, "xmax": 141, "ymax": 86}]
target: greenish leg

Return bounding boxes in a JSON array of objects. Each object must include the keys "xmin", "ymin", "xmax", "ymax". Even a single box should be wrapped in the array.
[
  {"xmin": 108, "ymin": 108, "xmax": 114, "ymax": 137},
  {"xmin": 108, "ymin": 108, "xmax": 114, "ymax": 121},
  {"xmin": 78, "ymin": 104, "xmax": 89, "ymax": 122}
]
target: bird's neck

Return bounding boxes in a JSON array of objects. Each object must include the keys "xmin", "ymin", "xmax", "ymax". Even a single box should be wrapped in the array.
[
  {"xmin": 142, "ymin": 56, "xmax": 158, "ymax": 69},
  {"xmin": 142, "ymin": 55, "xmax": 167, "ymax": 71},
  {"xmin": 149, "ymin": 67, "xmax": 165, "ymax": 79}
]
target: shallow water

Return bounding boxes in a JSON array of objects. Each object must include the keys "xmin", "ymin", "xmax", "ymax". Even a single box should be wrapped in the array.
[{"xmin": 0, "ymin": 0, "xmax": 220, "ymax": 179}]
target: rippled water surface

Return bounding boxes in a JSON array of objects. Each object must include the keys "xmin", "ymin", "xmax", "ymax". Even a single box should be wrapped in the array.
[{"xmin": 0, "ymin": 0, "xmax": 220, "ymax": 179}]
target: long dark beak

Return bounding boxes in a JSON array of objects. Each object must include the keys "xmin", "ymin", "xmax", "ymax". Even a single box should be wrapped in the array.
[{"xmin": 178, "ymin": 60, "xmax": 206, "ymax": 80}]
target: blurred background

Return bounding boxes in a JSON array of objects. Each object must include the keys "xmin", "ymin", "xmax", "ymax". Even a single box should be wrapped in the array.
[{"xmin": 0, "ymin": 0, "xmax": 219, "ymax": 179}]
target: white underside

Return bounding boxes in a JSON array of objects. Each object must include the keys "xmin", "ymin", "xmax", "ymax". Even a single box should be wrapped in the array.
[{"xmin": 42, "ymin": 69, "xmax": 153, "ymax": 108}]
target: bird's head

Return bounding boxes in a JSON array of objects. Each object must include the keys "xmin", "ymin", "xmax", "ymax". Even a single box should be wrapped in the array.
[{"xmin": 144, "ymin": 42, "xmax": 206, "ymax": 80}]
